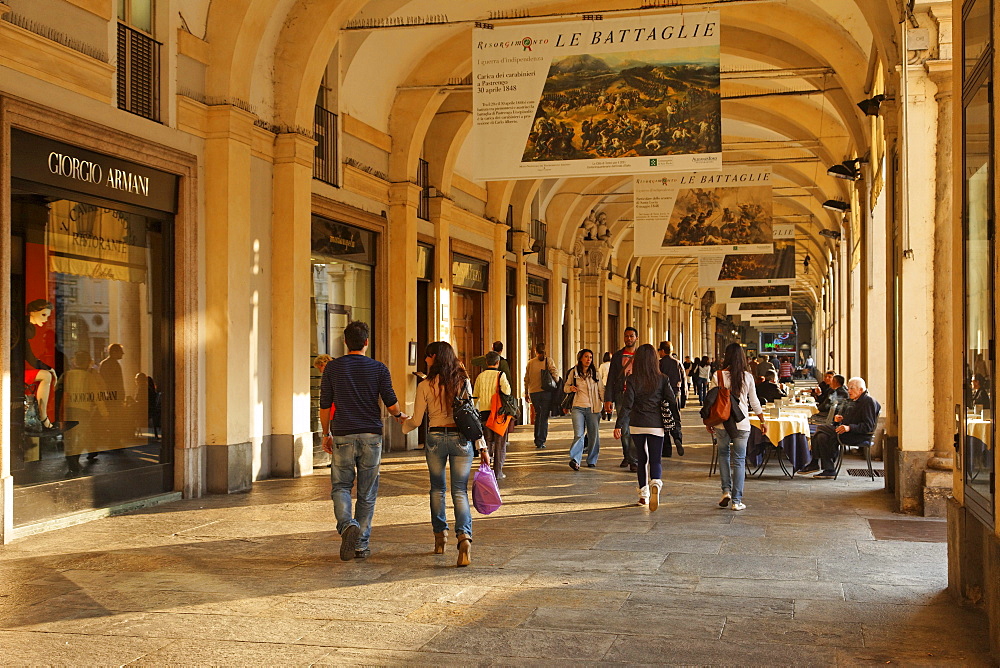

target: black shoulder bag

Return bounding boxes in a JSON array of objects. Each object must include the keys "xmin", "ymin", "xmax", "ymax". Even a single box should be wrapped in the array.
[{"xmin": 452, "ymin": 383, "xmax": 484, "ymax": 441}]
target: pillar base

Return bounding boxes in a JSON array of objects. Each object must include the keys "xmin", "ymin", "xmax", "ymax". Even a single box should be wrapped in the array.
[
  {"xmin": 894, "ymin": 449, "xmax": 931, "ymax": 514},
  {"xmin": 271, "ymin": 432, "xmax": 314, "ymax": 478},
  {"xmin": 0, "ymin": 474, "xmax": 12, "ymax": 545},
  {"xmin": 207, "ymin": 442, "xmax": 253, "ymax": 493}
]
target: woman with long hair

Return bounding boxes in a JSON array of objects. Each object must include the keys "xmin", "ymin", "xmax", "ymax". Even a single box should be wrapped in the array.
[
  {"xmin": 564, "ymin": 349, "xmax": 604, "ymax": 470},
  {"xmin": 614, "ymin": 344, "xmax": 680, "ymax": 510},
  {"xmin": 402, "ymin": 341, "xmax": 489, "ymax": 566},
  {"xmin": 693, "ymin": 355, "xmax": 712, "ymax": 405},
  {"xmin": 709, "ymin": 342, "xmax": 766, "ymax": 512}
]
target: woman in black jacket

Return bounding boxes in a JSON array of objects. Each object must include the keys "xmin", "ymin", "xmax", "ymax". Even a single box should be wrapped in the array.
[{"xmin": 614, "ymin": 344, "xmax": 680, "ymax": 510}]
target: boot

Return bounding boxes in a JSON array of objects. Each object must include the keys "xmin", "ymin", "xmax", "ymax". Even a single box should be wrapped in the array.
[
  {"xmin": 649, "ymin": 479, "xmax": 663, "ymax": 512},
  {"xmin": 434, "ymin": 530, "xmax": 448, "ymax": 555},
  {"xmin": 456, "ymin": 533, "xmax": 472, "ymax": 567}
]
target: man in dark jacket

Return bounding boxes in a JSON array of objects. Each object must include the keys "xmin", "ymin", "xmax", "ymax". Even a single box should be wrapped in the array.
[
  {"xmin": 604, "ymin": 327, "xmax": 639, "ymax": 470},
  {"xmin": 810, "ymin": 374, "xmax": 849, "ymax": 424},
  {"xmin": 810, "ymin": 377, "xmax": 881, "ymax": 478},
  {"xmin": 472, "ymin": 341, "xmax": 511, "ymax": 384},
  {"xmin": 657, "ymin": 341, "xmax": 685, "ymax": 456},
  {"xmin": 755, "ymin": 371, "xmax": 787, "ymax": 405}
]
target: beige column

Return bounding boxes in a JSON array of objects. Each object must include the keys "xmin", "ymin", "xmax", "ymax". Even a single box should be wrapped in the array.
[
  {"xmin": 490, "ymin": 221, "xmax": 508, "ymax": 345},
  {"xmin": 431, "ymin": 197, "xmax": 454, "ymax": 343},
  {"xmin": 270, "ymin": 132, "xmax": 315, "ymax": 477},
  {"xmin": 204, "ymin": 105, "xmax": 255, "ymax": 493},
  {"xmin": 512, "ymin": 230, "xmax": 530, "ymax": 403},
  {"xmin": 387, "ymin": 182, "xmax": 421, "ymax": 450}
]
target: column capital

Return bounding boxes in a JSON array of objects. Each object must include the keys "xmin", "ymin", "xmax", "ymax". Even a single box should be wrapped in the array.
[
  {"xmin": 388, "ymin": 181, "xmax": 423, "ymax": 208},
  {"xmin": 205, "ymin": 105, "xmax": 256, "ymax": 144},
  {"xmin": 273, "ymin": 132, "xmax": 316, "ymax": 168}
]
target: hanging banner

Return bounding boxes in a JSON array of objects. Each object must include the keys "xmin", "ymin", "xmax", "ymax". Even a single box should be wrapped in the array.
[
  {"xmin": 726, "ymin": 301, "xmax": 792, "ymax": 316},
  {"xmin": 472, "ymin": 12, "xmax": 721, "ymax": 180},
  {"xmin": 715, "ymin": 285, "xmax": 791, "ymax": 303},
  {"xmin": 698, "ymin": 227, "xmax": 796, "ymax": 287},
  {"xmin": 634, "ymin": 167, "xmax": 773, "ymax": 256}
]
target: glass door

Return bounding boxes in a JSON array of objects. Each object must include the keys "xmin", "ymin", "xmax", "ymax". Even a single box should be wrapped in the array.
[{"xmin": 961, "ymin": 6, "xmax": 994, "ymax": 518}]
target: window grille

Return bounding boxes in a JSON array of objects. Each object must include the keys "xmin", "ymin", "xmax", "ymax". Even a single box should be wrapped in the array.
[
  {"xmin": 313, "ymin": 105, "xmax": 339, "ymax": 186},
  {"xmin": 417, "ymin": 159, "xmax": 431, "ymax": 221},
  {"xmin": 506, "ymin": 204, "xmax": 515, "ymax": 253},
  {"xmin": 116, "ymin": 23, "xmax": 160, "ymax": 121}
]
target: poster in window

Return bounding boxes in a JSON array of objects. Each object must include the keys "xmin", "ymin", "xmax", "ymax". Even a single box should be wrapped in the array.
[
  {"xmin": 472, "ymin": 12, "xmax": 721, "ymax": 180},
  {"xmin": 633, "ymin": 167, "xmax": 773, "ymax": 256}
]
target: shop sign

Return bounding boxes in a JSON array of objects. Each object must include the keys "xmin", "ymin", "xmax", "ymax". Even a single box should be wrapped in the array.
[
  {"xmin": 12, "ymin": 130, "xmax": 178, "ymax": 213},
  {"xmin": 527, "ymin": 275, "xmax": 548, "ymax": 303},
  {"xmin": 46, "ymin": 200, "xmax": 148, "ymax": 283},
  {"xmin": 311, "ymin": 216, "xmax": 376, "ymax": 265},
  {"xmin": 452, "ymin": 254, "xmax": 489, "ymax": 291}
]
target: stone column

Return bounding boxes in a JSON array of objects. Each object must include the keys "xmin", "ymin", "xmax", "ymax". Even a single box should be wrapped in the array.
[
  {"xmin": 270, "ymin": 132, "xmax": 315, "ymax": 478},
  {"xmin": 490, "ymin": 221, "xmax": 508, "ymax": 345},
  {"xmin": 387, "ymin": 182, "xmax": 420, "ymax": 450},
  {"xmin": 204, "ymin": 105, "xmax": 255, "ymax": 493},
  {"xmin": 431, "ymin": 196, "xmax": 454, "ymax": 343},
  {"xmin": 512, "ymin": 230, "xmax": 531, "ymax": 404},
  {"xmin": 578, "ymin": 239, "xmax": 612, "ymax": 353}
]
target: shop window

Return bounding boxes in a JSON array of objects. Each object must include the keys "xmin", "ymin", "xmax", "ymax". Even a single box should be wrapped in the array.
[
  {"xmin": 313, "ymin": 105, "xmax": 339, "ymax": 187},
  {"xmin": 10, "ymin": 194, "xmax": 173, "ymax": 523},
  {"xmin": 116, "ymin": 0, "xmax": 160, "ymax": 121}
]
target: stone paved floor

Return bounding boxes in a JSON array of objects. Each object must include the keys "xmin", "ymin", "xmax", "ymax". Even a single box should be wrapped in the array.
[{"xmin": 0, "ymin": 408, "xmax": 994, "ymax": 666}]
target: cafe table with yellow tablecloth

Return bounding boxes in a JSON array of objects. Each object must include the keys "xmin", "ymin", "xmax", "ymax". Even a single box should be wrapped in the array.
[{"xmin": 746, "ymin": 414, "xmax": 812, "ymax": 478}]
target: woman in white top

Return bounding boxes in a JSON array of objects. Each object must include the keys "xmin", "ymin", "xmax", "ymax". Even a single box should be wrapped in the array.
[
  {"xmin": 563, "ymin": 349, "xmax": 604, "ymax": 470},
  {"xmin": 708, "ymin": 342, "xmax": 766, "ymax": 512}
]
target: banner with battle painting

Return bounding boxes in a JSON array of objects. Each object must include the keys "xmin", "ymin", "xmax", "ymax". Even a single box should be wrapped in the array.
[
  {"xmin": 472, "ymin": 13, "xmax": 721, "ymax": 180},
  {"xmin": 634, "ymin": 167, "xmax": 773, "ymax": 256},
  {"xmin": 698, "ymin": 229, "xmax": 796, "ymax": 288},
  {"xmin": 714, "ymin": 285, "xmax": 791, "ymax": 303}
]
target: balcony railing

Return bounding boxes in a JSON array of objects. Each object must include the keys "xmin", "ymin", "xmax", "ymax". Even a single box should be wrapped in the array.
[
  {"xmin": 116, "ymin": 23, "xmax": 160, "ymax": 121},
  {"xmin": 313, "ymin": 105, "xmax": 339, "ymax": 186},
  {"xmin": 417, "ymin": 159, "xmax": 431, "ymax": 221}
]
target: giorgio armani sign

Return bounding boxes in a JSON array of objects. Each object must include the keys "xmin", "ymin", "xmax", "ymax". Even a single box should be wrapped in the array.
[{"xmin": 11, "ymin": 129, "xmax": 178, "ymax": 213}]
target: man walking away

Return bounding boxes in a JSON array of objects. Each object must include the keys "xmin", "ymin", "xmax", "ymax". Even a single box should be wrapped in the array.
[
  {"xmin": 604, "ymin": 327, "xmax": 639, "ymax": 471},
  {"xmin": 657, "ymin": 341, "xmax": 685, "ymax": 457},
  {"xmin": 524, "ymin": 343, "xmax": 559, "ymax": 449},
  {"xmin": 320, "ymin": 321, "xmax": 406, "ymax": 561},
  {"xmin": 472, "ymin": 341, "xmax": 512, "ymax": 383}
]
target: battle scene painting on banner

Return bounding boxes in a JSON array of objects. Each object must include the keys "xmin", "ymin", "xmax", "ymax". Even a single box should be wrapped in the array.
[
  {"xmin": 473, "ymin": 13, "xmax": 721, "ymax": 180},
  {"xmin": 634, "ymin": 167, "xmax": 773, "ymax": 256}
]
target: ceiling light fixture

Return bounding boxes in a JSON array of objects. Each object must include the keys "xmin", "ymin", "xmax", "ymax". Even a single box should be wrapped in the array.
[
  {"xmin": 819, "ymin": 229, "xmax": 842, "ymax": 240},
  {"xmin": 826, "ymin": 158, "xmax": 868, "ymax": 181},
  {"xmin": 822, "ymin": 199, "xmax": 850, "ymax": 213}
]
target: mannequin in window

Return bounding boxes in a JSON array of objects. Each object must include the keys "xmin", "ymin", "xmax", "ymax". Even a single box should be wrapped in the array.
[{"xmin": 24, "ymin": 299, "xmax": 58, "ymax": 432}]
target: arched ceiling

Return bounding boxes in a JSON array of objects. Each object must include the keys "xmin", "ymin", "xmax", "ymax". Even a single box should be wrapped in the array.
[{"xmin": 203, "ymin": 0, "xmax": 902, "ymax": 320}]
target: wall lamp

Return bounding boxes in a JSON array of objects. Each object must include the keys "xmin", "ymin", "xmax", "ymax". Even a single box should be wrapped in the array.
[
  {"xmin": 819, "ymin": 229, "xmax": 842, "ymax": 240},
  {"xmin": 822, "ymin": 199, "xmax": 850, "ymax": 213},
  {"xmin": 827, "ymin": 157, "xmax": 868, "ymax": 181},
  {"xmin": 857, "ymin": 94, "xmax": 886, "ymax": 116}
]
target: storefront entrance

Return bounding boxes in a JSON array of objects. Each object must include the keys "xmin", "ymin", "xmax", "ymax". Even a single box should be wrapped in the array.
[
  {"xmin": 9, "ymin": 130, "xmax": 177, "ymax": 527},
  {"xmin": 452, "ymin": 254, "xmax": 488, "ymax": 377}
]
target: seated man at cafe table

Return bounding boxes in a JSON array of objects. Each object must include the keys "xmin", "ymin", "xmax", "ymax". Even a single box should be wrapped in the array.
[
  {"xmin": 812, "ymin": 370, "xmax": 836, "ymax": 401},
  {"xmin": 755, "ymin": 371, "xmax": 787, "ymax": 405},
  {"xmin": 809, "ymin": 374, "xmax": 848, "ymax": 424},
  {"xmin": 803, "ymin": 377, "xmax": 881, "ymax": 479}
]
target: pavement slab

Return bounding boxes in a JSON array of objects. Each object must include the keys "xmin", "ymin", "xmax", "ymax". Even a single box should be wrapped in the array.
[{"xmin": 0, "ymin": 409, "xmax": 991, "ymax": 665}]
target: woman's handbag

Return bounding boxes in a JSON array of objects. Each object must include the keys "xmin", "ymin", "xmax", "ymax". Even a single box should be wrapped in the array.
[
  {"xmin": 472, "ymin": 462, "xmax": 503, "ymax": 514},
  {"xmin": 559, "ymin": 370, "xmax": 576, "ymax": 413},
  {"xmin": 484, "ymin": 374, "xmax": 514, "ymax": 436},
  {"xmin": 452, "ymin": 385, "xmax": 484, "ymax": 441}
]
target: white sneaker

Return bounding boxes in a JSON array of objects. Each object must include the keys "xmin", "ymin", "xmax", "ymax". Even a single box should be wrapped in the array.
[
  {"xmin": 638, "ymin": 485, "xmax": 650, "ymax": 506},
  {"xmin": 731, "ymin": 501, "xmax": 747, "ymax": 511},
  {"xmin": 649, "ymin": 479, "xmax": 662, "ymax": 512}
]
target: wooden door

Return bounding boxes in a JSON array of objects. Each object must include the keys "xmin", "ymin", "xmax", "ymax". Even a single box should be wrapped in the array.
[{"xmin": 452, "ymin": 288, "xmax": 483, "ymax": 379}]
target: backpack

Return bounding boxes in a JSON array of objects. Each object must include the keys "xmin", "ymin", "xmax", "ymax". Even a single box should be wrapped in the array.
[{"xmin": 701, "ymin": 370, "xmax": 731, "ymax": 427}]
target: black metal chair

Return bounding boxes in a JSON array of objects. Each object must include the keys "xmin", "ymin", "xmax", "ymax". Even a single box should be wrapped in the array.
[{"xmin": 834, "ymin": 432, "xmax": 876, "ymax": 480}]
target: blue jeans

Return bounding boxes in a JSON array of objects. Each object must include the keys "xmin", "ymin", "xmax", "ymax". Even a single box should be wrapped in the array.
[
  {"xmin": 632, "ymin": 433, "xmax": 664, "ymax": 488},
  {"xmin": 569, "ymin": 407, "xmax": 601, "ymax": 466},
  {"xmin": 616, "ymin": 403, "xmax": 636, "ymax": 464},
  {"xmin": 330, "ymin": 433, "xmax": 382, "ymax": 550},
  {"xmin": 716, "ymin": 428, "xmax": 750, "ymax": 502},
  {"xmin": 693, "ymin": 376, "xmax": 708, "ymax": 404},
  {"xmin": 425, "ymin": 432, "xmax": 475, "ymax": 537}
]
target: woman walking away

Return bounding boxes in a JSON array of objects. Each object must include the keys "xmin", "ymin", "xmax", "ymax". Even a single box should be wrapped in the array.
[
  {"xmin": 564, "ymin": 349, "xmax": 604, "ymax": 470},
  {"xmin": 402, "ymin": 341, "xmax": 490, "ymax": 566},
  {"xmin": 709, "ymin": 342, "xmax": 766, "ymax": 512},
  {"xmin": 599, "ymin": 352, "xmax": 613, "ymax": 420},
  {"xmin": 472, "ymin": 351, "xmax": 512, "ymax": 480},
  {"xmin": 614, "ymin": 344, "xmax": 680, "ymax": 510},
  {"xmin": 694, "ymin": 356, "xmax": 712, "ymax": 405}
]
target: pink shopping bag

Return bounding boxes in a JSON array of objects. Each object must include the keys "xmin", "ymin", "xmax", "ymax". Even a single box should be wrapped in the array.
[{"xmin": 472, "ymin": 462, "xmax": 503, "ymax": 515}]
